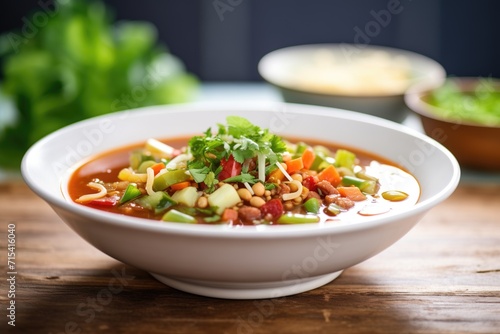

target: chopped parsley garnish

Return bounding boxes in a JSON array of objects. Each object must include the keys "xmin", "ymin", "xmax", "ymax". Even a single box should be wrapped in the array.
[
  {"xmin": 187, "ymin": 116, "xmax": 287, "ymax": 189},
  {"xmin": 223, "ymin": 173, "xmax": 258, "ymax": 184}
]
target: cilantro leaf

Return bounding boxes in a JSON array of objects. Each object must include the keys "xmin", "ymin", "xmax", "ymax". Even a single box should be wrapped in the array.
[
  {"xmin": 270, "ymin": 134, "xmax": 288, "ymax": 154},
  {"xmin": 188, "ymin": 166, "xmax": 210, "ymax": 183},
  {"xmin": 226, "ymin": 116, "xmax": 259, "ymax": 138},
  {"xmin": 187, "ymin": 116, "xmax": 288, "ymax": 184},
  {"xmin": 204, "ymin": 171, "xmax": 217, "ymax": 193},
  {"xmin": 222, "ymin": 173, "xmax": 258, "ymax": 184}
]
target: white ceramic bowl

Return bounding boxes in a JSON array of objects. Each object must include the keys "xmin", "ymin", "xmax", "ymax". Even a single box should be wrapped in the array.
[
  {"xmin": 22, "ymin": 102, "xmax": 460, "ymax": 299},
  {"xmin": 258, "ymin": 44, "xmax": 446, "ymax": 123}
]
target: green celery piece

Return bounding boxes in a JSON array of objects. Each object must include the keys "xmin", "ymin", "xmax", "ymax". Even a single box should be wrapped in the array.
[
  {"xmin": 355, "ymin": 170, "xmax": 378, "ymax": 182},
  {"xmin": 310, "ymin": 145, "xmax": 335, "ymax": 171},
  {"xmin": 309, "ymin": 155, "xmax": 326, "ymax": 171},
  {"xmin": 341, "ymin": 176, "xmax": 377, "ymax": 195},
  {"xmin": 327, "ymin": 203, "xmax": 342, "ymax": 216},
  {"xmin": 295, "ymin": 142, "xmax": 308, "ymax": 155},
  {"xmin": 313, "ymin": 145, "xmax": 333, "ymax": 157},
  {"xmin": 335, "ymin": 149, "xmax": 356, "ymax": 170},
  {"xmin": 359, "ymin": 180, "xmax": 378, "ymax": 195},
  {"xmin": 277, "ymin": 213, "xmax": 320, "ymax": 224},
  {"xmin": 119, "ymin": 184, "xmax": 142, "ymax": 204},
  {"xmin": 341, "ymin": 175, "xmax": 366, "ymax": 187},
  {"xmin": 303, "ymin": 198, "xmax": 321, "ymax": 214},
  {"xmin": 162, "ymin": 209, "xmax": 196, "ymax": 224},
  {"xmin": 153, "ymin": 169, "xmax": 191, "ymax": 191}
]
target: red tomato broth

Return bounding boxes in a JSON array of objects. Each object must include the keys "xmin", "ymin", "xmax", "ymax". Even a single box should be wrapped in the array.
[{"xmin": 67, "ymin": 136, "xmax": 421, "ymax": 225}]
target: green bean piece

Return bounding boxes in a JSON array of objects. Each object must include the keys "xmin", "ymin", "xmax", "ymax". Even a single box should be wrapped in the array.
[{"xmin": 277, "ymin": 213, "xmax": 320, "ymax": 224}]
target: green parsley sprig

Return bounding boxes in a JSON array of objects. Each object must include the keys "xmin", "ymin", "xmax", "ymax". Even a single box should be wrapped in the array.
[{"xmin": 187, "ymin": 116, "xmax": 287, "ymax": 190}]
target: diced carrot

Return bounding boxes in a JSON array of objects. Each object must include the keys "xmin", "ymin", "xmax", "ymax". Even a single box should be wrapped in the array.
[
  {"xmin": 285, "ymin": 157, "xmax": 304, "ymax": 174},
  {"xmin": 170, "ymin": 181, "xmax": 191, "ymax": 191},
  {"xmin": 151, "ymin": 162, "xmax": 166, "ymax": 176},
  {"xmin": 267, "ymin": 167, "xmax": 285, "ymax": 182},
  {"xmin": 317, "ymin": 165, "xmax": 341, "ymax": 186},
  {"xmin": 221, "ymin": 208, "xmax": 238, "ymax": 222},
  {"xmin": 301, "ymin": 148, "xmax": 315, "ymax": 170},
  {"xmin": 337, "ymin": 186, "xmax": 367, "ymax": 201}
]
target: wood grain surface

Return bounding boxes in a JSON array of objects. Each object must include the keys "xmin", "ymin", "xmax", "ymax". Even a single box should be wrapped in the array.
[{"xmin": 1, "ymin": 180, "xmax": 499, "ymax": 334}]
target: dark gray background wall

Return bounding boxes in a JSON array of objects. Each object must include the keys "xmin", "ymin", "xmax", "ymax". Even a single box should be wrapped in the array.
[{"xmin": 2, "ymin": 0, "xmax": 499, "ymax": 81}]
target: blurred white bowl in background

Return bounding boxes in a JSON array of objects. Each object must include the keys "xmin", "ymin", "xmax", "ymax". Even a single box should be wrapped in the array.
[{"xmin": 259, "ymin": 44, "xmax": 446, "ymax": 123}]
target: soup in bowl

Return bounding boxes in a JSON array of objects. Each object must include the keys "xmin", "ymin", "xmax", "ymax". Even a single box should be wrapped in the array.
[{"xmin": 22, "ymin": 102, "xmax": 460, "ymax": 299}]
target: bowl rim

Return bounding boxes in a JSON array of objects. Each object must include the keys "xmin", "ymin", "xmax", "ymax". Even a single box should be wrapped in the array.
[
  {"xmin": 404, "ymin": 76, "xmax": 500, "ymax": 129},
  {"xmin": 258, "ymin": 43, "xmax": 446, "ymax": 98},
  {"xmin": 21, "ymin": 101, "xmax": 461, "ymax": 239}
]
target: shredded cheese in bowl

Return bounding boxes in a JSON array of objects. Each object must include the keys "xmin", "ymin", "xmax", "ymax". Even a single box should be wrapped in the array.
[{"xmin": 292, "ymin": 49, "xmax": 413, "ymax": 96}]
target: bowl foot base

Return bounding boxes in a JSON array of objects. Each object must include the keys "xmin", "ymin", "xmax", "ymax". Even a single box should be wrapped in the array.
[{"xmin": 150, "ymin": 270, "xmax": 343, "ymax": 299}]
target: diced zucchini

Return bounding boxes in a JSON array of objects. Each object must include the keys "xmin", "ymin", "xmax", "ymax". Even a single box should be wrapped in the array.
[
  {"xmin": 153, "ymin": 169, "xmax": 191, "ymax": 191},
  {"xmin": 208, "ymin": 184, "xmax": 241, "ymax": 214},
  {"xmin": 171, "ymin": 187, "xmax": 199, "ymax": 207},
  {"xmin": 162, "ymin": 209, "xmax": 197, "ymax": 224},
  {"xmin": 135, "ymin": 191, "xmax": 176, "ymax": 212}
]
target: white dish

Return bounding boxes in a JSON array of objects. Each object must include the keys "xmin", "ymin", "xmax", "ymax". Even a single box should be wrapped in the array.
[
  {"xmin": 22, "ymin": 102, "xmax": 460, "ymax": 299},
  {"xmin": 259, "ymin": 44, "xmax": 446, "ymax": 123}
]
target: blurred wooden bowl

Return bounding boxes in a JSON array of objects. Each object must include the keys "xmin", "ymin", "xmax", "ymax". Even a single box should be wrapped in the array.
[{"xmin": 405, "ymin": 78, "xmax": 500, "ymax": 171}]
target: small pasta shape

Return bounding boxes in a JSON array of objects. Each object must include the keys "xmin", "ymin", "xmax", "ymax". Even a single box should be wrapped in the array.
[
  {"xmin": 145, "ymin": 167, "xmax": 155, "ymax": 196},
  {"xmin": 282, "ymin": 180, "xmax": 303, "ymax": 201},
  {"xmin": 76, "ymin": 182, "xmax": 107, "ymax": 203}
]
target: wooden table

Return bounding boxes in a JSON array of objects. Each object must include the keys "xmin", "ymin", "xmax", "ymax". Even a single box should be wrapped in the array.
[{"xmin": 1, "ymin": 179, "xmax": 499, "ymax": 334}]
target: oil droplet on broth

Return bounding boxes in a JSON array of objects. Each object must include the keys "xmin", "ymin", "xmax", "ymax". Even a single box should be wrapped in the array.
[{"xmin": 381, "ymin": 190, "xmax": 409, "ymax": 202}]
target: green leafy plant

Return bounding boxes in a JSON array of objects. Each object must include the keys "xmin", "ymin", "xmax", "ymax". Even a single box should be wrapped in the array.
[
  {"xmin": 0, "ymin": 0, "xmax": 198, "ymax": 169},
  {"xmin": 427, "ymin": 78, "xmax": 500, "ymax": 126}
]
